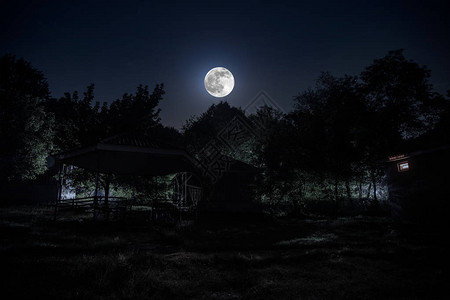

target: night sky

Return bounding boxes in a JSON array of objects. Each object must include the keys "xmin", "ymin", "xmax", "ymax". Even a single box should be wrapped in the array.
[{"xmin": 1, "ymin": 0, "xmax": 449, "ymax": 128}]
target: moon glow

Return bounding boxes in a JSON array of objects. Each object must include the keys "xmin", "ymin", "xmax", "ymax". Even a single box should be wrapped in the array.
[{"xmin": 204, "ymin": 67, "xmax": 234, "ymax": 97}]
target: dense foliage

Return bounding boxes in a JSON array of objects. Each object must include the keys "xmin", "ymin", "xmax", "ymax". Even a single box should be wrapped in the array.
[{"xmin": 0, "ymin": 55, "xmax": 54, "ymax": 181}]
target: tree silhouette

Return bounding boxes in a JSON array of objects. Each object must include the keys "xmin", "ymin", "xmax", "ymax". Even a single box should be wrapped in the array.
[
  {"xmin": 44, "ymin": 84, "xmax": 101, "ymax": 150},
  {"xmin": 46, "ymin": 83, "xmax": 166, "ymax": 152},
  {"xmin": 107, "ymin": 84, "xmax": 164, "ymax": 137},
  {"xmin": 359, "ymin": 49, "xmax": 443, "ymax": 200},
  {"xmin": 182, "ymin": 101, "xmax": 246, "ymax": 155},
  {"xmin": 287, "ymin": 73, "xmax": 365, "ymax": 212},
  {"xmin": 0, "ymin": 55, "xmax": 54, "ymax": 181},
  {"xmin": 360, "ymin": 49, "xmax": 440, "ymax": 142}
]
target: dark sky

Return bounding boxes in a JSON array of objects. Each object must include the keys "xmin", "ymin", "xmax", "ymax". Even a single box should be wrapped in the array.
[{"xmin": 1, "ymin": 0, "xmax": 449, "ymax": 128}]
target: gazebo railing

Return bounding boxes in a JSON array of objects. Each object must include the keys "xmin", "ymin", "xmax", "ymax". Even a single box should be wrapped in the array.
[{"xmin": 54, "ymin": 196, "xmax": 132, "ymax": 220}]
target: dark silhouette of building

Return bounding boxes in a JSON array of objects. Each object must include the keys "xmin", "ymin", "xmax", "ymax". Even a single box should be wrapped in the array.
[{"xmin": 386, "ymin": 145, "xmax": 450, "ymax": 223}]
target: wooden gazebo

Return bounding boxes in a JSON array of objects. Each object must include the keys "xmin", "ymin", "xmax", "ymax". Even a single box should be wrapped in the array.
[{"xmin": 54, "ymin": 134, "xmax": 202, "ymax": 219}]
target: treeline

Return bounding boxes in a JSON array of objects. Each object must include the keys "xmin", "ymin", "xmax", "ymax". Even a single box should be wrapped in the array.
[
  {"xmin": 0, "ymin": 54, "xmax": 177, "ymax": 183},
  {"xmin": 1, "ymin": 50, "xmax": 449, "ymax": 213},
  {"xmin": 182, "ymin": 50, "xmax": 450, "ymax": 215}
]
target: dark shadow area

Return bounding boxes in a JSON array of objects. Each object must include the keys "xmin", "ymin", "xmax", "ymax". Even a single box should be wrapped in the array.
[{"xmin": 1, "ymin": 206, "xmax": 449, "ymax": 299}]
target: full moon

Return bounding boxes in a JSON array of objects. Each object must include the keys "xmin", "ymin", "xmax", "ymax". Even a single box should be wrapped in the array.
[{"xmin": 204, "ymin": 67, "xmax": 235, "ymax": 97}]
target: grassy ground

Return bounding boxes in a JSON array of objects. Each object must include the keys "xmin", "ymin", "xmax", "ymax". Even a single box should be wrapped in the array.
[{"xmin": 1, "ymin": 206, "xmax": 448, "ymax": 299}]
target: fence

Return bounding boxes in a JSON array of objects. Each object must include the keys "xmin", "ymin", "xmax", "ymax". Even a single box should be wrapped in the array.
[{"xmin": 53, "ymin": 196, "xmax": 132, "ymax": 220}]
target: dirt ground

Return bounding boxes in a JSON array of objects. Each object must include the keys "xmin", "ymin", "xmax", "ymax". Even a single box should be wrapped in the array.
[{"xmin": 1, "ymin": 206, "xmax": 449, "ymax": 299}]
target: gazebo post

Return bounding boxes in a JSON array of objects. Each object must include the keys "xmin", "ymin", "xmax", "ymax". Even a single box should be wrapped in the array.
[
  {"xmin": 104, "ymin": 175, "xmax": 110, "ymax": 220},
  {"xmin": 94, "ymin": 171, "xmax": 99, "ymax": 220},
  {"xmin": 155, "ymin": 176, "xmax": 158, "ymax": 199},
  {"xmin": 54, "ymin": 162, "xmax": 63, "ymax": 221}
]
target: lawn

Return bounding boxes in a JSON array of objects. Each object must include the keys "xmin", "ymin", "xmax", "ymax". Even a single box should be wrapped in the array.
[{"xmin": 1, "ymin": 206, "xmax": 448, "ymax": 299}]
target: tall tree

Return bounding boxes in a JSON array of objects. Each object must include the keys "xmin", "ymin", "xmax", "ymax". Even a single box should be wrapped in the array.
[
  {"xmin": 182, "ymin": 101, "xmax": 246, "ymax": 154},
  {"xmin": 360, "ymin": 49, "xmax": 440, "ymax": 145},
  {"xmin": 289, "ymin": 73, "xmax": 365, "ymax": 203},
  {"xmin": 0, "ymin": 55, "xmax": 54, "ymax": 181},
  {"xmin": 360, "ymin": 49, "xmax": 442, "ymax": 200},
  {"xmin": 44, "ymin": 84, "xmax": 100, "ymax": 150},
  {"xmin": 107, "ymin": 84, "xmax": 164, "ymax": 137},
  {"xmin": 46, "ymin": 83, "xmax": 166, "ymax": 151}
]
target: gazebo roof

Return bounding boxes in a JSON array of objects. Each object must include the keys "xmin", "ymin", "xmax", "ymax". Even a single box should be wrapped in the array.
[{"xmin": 56, "ymin": 134, "xmax": 200, "ymax": 176}]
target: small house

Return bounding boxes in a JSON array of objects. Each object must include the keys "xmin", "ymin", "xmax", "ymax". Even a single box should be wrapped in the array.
[{"xmin": 386, "ymin": 145, "xmax": 450, "ymax": 223}]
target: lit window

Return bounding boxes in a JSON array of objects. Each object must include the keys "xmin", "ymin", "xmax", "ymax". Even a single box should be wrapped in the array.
[{"xmin": 397, "ymin": 161, "xmax": 410, "ymax": 172}]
